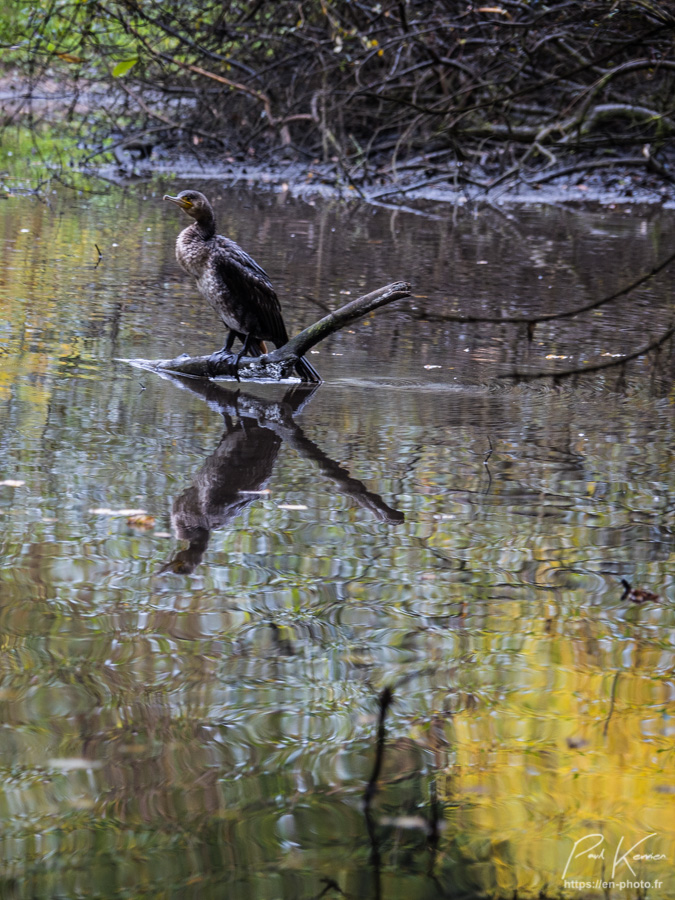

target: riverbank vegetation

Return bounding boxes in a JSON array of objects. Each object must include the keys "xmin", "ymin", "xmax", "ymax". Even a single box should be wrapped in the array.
[{"xmin": 2, "ymin": 1, "xmax": 675, "ymax": 195}]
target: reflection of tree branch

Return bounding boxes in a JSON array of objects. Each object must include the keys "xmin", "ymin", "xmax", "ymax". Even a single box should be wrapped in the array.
[
  {"xmin": 156, "ymin": 376, "xmax": 403, "ymax": 574},
  {"xmin": 424, "ymin": 715, "xmax": 451, "ymax": 896},
  {"xmin": 483, "ymin": 437, "xmax": 493, "ymax": 496},
  {"xmin": 363, "ymin": 803, "xmax": 382, "ymax": 900},
  {"xmin": 502, "ymin": 320, "xmax": 675, "ymax": 381},
  {"xmin": 172, "ymin": 376, "xmax": 404, "ymax": 522},
  {"xmin": 410, "ymin": 247, "xmax": 675, "ymax": 327},
  {"xmin": 362, "ymin": 687, "xmax": 393, "ymax": 900},
  {"xmin": 364, "ymin": 686, "xmax": 394, "ymax": 809},
  {"xmin": 272, "ymin": 424, "xmax": 405, "ymax": 524},
  {"xmin": 603, "ymin": 672, "xmax": 620, "ymax": 737},
  {"xmin": 157, "ymin": 373, "xmax": 317, "ymax": 419},
  {"xmin": 313, "ymin": 878, "xmax": 345, "ymax": 900}
]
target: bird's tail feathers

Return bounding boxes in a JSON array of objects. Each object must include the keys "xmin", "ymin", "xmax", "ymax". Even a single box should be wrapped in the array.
[{"xmin": 295, "ymin": 355, "xmax": 322, "ymax": 383}]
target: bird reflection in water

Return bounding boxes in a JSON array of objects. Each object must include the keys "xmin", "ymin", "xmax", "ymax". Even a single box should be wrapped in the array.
[{"xmin": 160, "ymin": 377, "xmax": 403, "ymax": 575}]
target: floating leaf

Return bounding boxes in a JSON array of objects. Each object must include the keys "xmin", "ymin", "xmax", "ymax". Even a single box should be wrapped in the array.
[{"xmin": 127, "ymin": 514, "xmax": 156, "ymax": 530}]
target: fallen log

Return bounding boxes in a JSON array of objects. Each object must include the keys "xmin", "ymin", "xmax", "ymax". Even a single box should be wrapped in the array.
[{"xmin": 123, "ymin": 281, "xmax": 411, "ymax": 382}]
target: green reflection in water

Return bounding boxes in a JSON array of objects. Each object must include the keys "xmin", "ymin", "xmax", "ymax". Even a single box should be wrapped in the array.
[{"xmin": 0, "ymin": 183, "xmax": 674, "ymax": 898}]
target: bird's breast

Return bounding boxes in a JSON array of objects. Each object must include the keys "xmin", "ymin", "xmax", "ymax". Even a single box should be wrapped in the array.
[{"xmin": 175, "ymin": 228, "xmax": 212, "ymax": 278}]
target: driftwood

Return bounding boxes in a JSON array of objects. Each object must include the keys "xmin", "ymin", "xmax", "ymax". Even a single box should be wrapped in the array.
[{"xmin": 125, "ymin": 281, "xmax": 411, "ymax": 383}]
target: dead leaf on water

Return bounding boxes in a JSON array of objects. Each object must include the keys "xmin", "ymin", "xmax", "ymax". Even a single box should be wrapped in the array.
[{"xmin": 127, "ymin": 514, "xmax": 156, "ymax": 530}]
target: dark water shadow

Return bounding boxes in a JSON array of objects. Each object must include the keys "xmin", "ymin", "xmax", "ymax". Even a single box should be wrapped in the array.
[{"xmin": 158, "ymin": 375, "xmax": 404, "ymax": 574}]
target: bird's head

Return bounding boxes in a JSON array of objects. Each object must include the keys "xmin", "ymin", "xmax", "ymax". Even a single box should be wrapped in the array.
[{"xmin": 163, "ymin": 190, "xmax": 213, "ymax": 221}]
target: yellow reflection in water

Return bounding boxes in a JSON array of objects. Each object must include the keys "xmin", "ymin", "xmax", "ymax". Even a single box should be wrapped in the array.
[{"xmin": 436, "ymin": 636, "xmax": 674, "ymax": 896}]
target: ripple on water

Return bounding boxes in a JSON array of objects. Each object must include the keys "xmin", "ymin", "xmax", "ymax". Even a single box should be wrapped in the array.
[{"xmin": 1, "ymin": 191, "xmax": 675, "ymax": 895}]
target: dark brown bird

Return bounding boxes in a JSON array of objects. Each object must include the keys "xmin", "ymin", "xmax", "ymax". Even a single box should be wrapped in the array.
[
  {"xmin": 163, "ymin": 190, "xmax": 320, "ymax": 382},
  {"xmin": 620, "ymin": 578, "xmax": 660, "ymax": 604}
]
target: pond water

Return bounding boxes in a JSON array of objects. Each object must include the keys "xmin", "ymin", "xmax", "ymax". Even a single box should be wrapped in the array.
[{"xmin": 0, "ymin": 182, "xmax": 674, "ymax": 900}]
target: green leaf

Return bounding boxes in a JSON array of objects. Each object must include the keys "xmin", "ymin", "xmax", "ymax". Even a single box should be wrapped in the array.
[{"xmin": 112, "ymin": 58, "xmax": 137, "ymax": 77}]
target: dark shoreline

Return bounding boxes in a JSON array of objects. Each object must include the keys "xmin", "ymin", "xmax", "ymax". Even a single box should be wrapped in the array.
[
  {"xmin": 3, "ymin": 73, "xmax": 675, "ymax": 212},
  {"xmin": 104, "ymin": 152, "xmax": 675, "ymax": 214}
]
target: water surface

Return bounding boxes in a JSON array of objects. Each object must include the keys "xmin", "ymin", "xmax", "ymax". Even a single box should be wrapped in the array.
[{"xmin": 0, "ymin": 184, "xmax": 674, "ymax": 899}]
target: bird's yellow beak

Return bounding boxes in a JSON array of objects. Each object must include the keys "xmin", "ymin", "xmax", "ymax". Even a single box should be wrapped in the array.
[{"xmin": 163, "ymin": 194, "xmax": 192, "ymax": 209}]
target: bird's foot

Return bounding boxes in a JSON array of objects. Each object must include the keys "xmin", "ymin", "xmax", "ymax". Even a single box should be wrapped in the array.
[
  {"xmin": 213, "ymin": 347, "xmax": 237, "ymax": 362},
  {"xmin": 207, "ymin": 349, "xmax": 238, "ymax": 378}
]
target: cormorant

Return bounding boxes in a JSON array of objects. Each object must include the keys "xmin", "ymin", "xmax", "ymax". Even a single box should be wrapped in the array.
[{"xmin": 163, "ymin": 190, "xmax": 320, "ymax": 382}]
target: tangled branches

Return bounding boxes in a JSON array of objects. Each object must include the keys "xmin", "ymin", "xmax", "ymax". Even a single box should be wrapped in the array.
[{"xmin": 5, "ymin": 0, "xmax": 675, "ymax": 189}]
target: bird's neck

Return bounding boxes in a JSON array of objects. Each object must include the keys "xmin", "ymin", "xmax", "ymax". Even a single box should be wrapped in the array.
[{"xmin": 193, "ymin": 211, "xmax": 216, "ymax": 239}]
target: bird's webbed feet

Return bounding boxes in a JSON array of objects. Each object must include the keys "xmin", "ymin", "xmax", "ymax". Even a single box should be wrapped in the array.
[
  {"xmin": 231, "ymin": 335, "xmax": 254, "ymax": 382},
  {"xmin": 208, "ymin": 333, "xmax": 254, "ymax": 381},
  {"xmin": 211, "ymin": 331, "xmax": 241, "ymax": 378},
  {"xmin": 208, "ymin": 347, "xmax": 238, "ymax": 378}
]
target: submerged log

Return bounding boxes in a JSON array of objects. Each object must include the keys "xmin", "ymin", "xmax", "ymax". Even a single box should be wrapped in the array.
[{"xmin": 124, "ymin": 281, "xmax": 411, "ymax": 382}]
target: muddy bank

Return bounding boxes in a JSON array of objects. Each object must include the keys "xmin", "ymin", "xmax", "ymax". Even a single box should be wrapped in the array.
[{"xmin": 102, "ymin": 150, "xmax": 675, "ymax": 213}]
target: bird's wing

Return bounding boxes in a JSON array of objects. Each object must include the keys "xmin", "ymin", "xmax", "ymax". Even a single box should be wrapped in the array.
[{"xmin": 213, "ymin": 237, "xmax": 289, "ymax": 344}]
